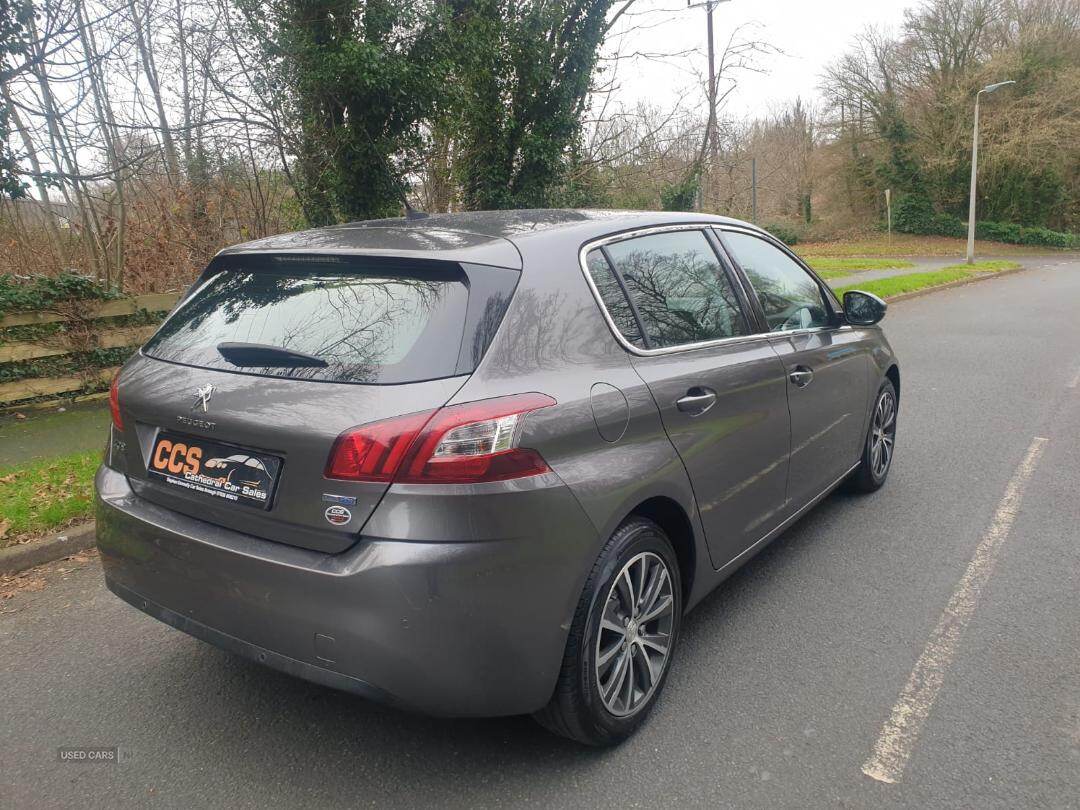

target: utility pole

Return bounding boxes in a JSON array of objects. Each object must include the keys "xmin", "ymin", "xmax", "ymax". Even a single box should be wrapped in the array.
[
  {"xmin": 967, "ymin": 80, "xmax": 1015, "ymax": 264},
  {"xmin": 751, "ymin": 156, "xmax": 757, "ymax": 222},
  {"xmin": 688, "ymin": 0, "xmax": 733, "ymax": 210}
]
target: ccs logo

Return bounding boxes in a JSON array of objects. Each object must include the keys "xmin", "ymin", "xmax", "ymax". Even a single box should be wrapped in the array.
[
  {"xmin": 324, "ymin": 505, "xmax": 352, "ymax": 526},
  {"xmin": 151, "ymin": 439, "xmax": 202, "ymax": 476}
]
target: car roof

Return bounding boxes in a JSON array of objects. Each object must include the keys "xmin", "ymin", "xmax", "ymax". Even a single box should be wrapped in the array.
[
  {"xmin": 352, "ymin": 209, "xmax": 755, "ymax": 239},
  {"xmin": 216, "ymin": 209, "xmax": 764, "ymax": 270}
]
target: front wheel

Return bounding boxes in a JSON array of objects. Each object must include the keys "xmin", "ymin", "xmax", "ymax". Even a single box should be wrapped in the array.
[
  {"xmin": 534, "ymin": 517, "xmax": 682, "ymax": 746},
  {"xmin": 846, "ymin": 378, "xmax": 898, "ymax": 493}
]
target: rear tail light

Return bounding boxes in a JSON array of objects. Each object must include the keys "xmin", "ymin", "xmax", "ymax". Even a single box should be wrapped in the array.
[
  {"xmin": 325, "ymin": 393, "xmax": 556, "ymax": 484},
  {"xmin": 324, "ymin": 409, "xmax": 434, "ymax": 483},
  {"xmin": 109, "ymin": 373, "xmax": 123, "ymax": 430}
]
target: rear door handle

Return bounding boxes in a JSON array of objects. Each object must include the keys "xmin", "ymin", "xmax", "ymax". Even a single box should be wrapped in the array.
[
  {"xmin": 789, "ymin": 366, "xmax": 814, "ymax": 388},
  {"xmin": 676, "ymin": 387, "xmax": 717, "ymax": 416}
]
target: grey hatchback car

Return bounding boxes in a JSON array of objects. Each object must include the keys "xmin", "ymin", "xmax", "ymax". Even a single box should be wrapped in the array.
[{"xmin": 96, "ymin": 210, "xmax": 899, "ymax": 745}]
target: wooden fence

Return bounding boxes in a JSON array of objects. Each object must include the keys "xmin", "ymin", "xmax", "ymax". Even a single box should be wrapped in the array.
[{"xmin": 0, "ymin": 292, "xmax": 180, "ymax": 406}]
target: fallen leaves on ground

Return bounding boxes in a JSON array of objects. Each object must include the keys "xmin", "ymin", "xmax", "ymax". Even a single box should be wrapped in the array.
[
  {"xmin": 0, "ymin": 549, "xmax": 98, "ymax": 604},
  {"xmin": 0, "ymin": 572, "xmax": 47, "ymax": 600}
]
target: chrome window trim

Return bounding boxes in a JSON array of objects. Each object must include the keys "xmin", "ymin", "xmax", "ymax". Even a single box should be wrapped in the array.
[{"xmin": 578, "ymin": 223, "xmax": 833, "ymax": 357}]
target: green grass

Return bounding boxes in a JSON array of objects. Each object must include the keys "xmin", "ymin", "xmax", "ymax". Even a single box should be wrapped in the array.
[
  {"xmin": 0, "ymin": 449, "xmax": 100, "ymax": 547},
  {"xmin": 830, "ymin": 260, "xmax": 1021, "ymax": 299},
  {"xmin": 796, "ymin": 233, "xmax": 1056, "ymax": 258},
  {"xmin": 806, "ymin": 257, "xmax": 915, "ymax": 279},
  {"xmin": 940, "ymin": 260, "xmax": 1021, "ymax": 273}
]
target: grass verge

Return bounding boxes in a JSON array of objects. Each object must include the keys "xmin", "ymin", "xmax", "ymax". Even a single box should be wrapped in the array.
[
  {"xmin": 831, "ymin": 260, "xmax": 1021, "ymax": 299},
  {"xmin": 939, "ymin": 260, "xmax": 1022, "ymax": 273},
  {"xmin": 798, "ymin": 233, "xmax": 1057, "ymax": 258},
  {"xmin": 806, "ymin": 257, "xmax": 915, "ymax": 278},
  {"xmin": 0, "ymin": 449, "xmax": 99, "ymax": 548}
]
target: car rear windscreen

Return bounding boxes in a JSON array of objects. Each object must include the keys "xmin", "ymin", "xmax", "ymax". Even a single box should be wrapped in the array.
[{"xmin": 143, "ymin": 255, "xmax": 476, "ymax": 384}]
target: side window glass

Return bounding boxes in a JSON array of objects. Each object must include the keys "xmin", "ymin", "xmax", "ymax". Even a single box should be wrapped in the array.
[
  {"xmin": 585, "ymin": 249, "xmax": 646, "ymax": 348},
  {"xmin": 722, "ymin": 231, "xmax": 831, "ymax": 332},
  {"xmin": 604, "ymin": 230, "xmax": 748, "ymax": 349}
]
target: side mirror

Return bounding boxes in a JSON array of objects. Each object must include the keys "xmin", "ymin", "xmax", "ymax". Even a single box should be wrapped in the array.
[{"xmin": 842, "ymin": 290, "xmax": 887, "ymax": 326}]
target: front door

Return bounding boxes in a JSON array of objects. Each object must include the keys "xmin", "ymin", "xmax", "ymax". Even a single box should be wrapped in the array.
[
  {"xmin": 769, "ymin": 330, "xmax": 870, "ymax": 507},
  {"xmin": 719, "ymin": 230, "xmax": 870, "ymax": 511}
]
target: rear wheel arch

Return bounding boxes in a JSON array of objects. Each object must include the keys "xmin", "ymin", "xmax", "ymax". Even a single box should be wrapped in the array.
[
  {"xmin": 625, "ymin": 496, "xmax": 696, "ymax": 606},
  {"xmin": 536, "ymin": 512, "xmax": 685, "ymax": 744}
]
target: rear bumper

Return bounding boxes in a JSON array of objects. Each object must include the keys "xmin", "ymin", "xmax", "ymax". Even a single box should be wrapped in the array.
[{"xmin": 95, "ymin": 464, "xmax": 598, "ymax": 717}]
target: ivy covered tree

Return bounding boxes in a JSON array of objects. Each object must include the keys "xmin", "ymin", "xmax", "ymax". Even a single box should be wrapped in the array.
[
  {"xmin": 445, "ymin": 0, "xmax": 624, "ymax": 210},
  {"xmin": 239, "ymin": 0, "xmax": 446, "ymax": 224},
  {"xmin": 0, "ymin": 0, "xmax": 35, "ymax": 199},
  {"xmin": 234, "ymin": 1, "xmax": 631, "ymax": 221}
]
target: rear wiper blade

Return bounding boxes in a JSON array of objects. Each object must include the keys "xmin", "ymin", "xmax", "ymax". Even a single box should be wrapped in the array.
[{"xmin": 216, "ymin": 342, "xmax": 328, "ymax": 368}]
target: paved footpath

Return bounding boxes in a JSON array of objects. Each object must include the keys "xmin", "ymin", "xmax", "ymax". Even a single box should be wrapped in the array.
[
  {"xmin": 0, "ymin": 401, "xmax": 109, "ymax": 467},
  {"xmin": 2, "ymin": 259, "xmax": 1079, "ymax": 808}
]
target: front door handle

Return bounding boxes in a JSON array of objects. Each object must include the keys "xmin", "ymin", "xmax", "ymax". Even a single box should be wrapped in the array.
[
  {"xmin": 676, "ymin": 387, "xmax": 717, "ymax": 416},
  {"xmin": 789, "ymin": 366, "xmax": 814, "ymax": 388}
]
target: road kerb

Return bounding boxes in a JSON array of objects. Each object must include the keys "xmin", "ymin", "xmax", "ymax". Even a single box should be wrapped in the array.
[
  {"xmin": 883, "ymin": 265, "xmax": 1030, "ymax": 303},
  {"xmin": 0, "ymin": 522, "xmax": 96, "ymax": 576}
]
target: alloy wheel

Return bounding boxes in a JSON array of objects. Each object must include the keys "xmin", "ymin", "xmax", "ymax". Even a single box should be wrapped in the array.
[
  {"xmin": 870, "ymin": 388, "xmax": 897, "ymax": 480},
  {"xmin": 595, "ymin": 551, "xmax": 675, "ymax": 717}
]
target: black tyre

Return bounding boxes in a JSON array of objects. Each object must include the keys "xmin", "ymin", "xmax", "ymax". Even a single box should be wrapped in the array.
[
  {"xmin": 534, "ymin": 517, "xmax": 682, "ymax": 746},
  {"xmin": 846, "ymin": 378, "xmax": 898, "ymax": 493}
]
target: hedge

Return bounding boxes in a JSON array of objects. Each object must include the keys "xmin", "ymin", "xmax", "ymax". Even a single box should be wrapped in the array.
[{"xmin": 892, "ymin": 194, "xmax": 1079, "ymax": 249}]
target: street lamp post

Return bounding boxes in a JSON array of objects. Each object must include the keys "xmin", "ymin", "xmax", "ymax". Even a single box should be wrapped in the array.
[{"xmin": 966, "ymin": 80, "xmax": 1015, "ymax": 264}]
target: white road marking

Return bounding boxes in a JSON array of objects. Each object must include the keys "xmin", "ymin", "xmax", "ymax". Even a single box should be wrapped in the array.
[
  {"xmin": 1068, "ymin": 366, "xmax": 1080, "ymax": 389},
  {"xmin": 861, "ymin": 436, "xmax": 1049, "ymax": 785}
]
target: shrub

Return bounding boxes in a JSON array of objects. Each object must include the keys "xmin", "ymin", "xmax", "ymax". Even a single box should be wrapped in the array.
[
  {"xmin": 892, "ymin": 194, "xmax": 936, "ymax": 234},
  {"xmin": 0, "ymin": 270, "xmax": 119, "ymax": 319},
  {"xmin": 969, "ymin": 220, "xmax": 1077, "ymax": 247},
  {"xmin": 1005, "ymin": 225, "xmax": 1080, "ymax": 249},
  {"xmin": 763, "ymin": 223, "xmax": 800, "ymax": 245},
  {"xmin": 975, "ymin": 220, "xmax": 1023, "ymax": 243},
  {"xmin": 659, "ymin": 176, "xmax": 699, "ymax": 212}
]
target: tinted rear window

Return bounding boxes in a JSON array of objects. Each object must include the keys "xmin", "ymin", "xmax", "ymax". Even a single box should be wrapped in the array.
[
  {"xmin": 599, "ymin": 230, "xmax": 749, "ymax": 349},
  {"xmin": 585, "ymin": 249, "xmax": 646, "ymax": 348},
  {"xmin": 144, "ymin": 256, "xmax": 474, "ymax": 384}
]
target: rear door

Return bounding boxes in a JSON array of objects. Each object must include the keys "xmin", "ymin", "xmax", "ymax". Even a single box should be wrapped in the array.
[
  {"xmin": 584, "ymin": 227, "xmax": 791, "ymax": 569},
  {"xmin": 112, "ymin": 253, "xmax": 518, "ymax": 554},
  {"xmin": 718, "ymin": 229, "xmax": 870, "ymax": 511}
]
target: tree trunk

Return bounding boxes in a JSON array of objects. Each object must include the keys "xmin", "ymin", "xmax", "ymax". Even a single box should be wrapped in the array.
[
  {"xmin": 127, "ymin": 0, "xmax": 181, "ymax": 183},
  {"xmin": 0, "ymin": 81, "xmax": 65, "ymax": 262},
  {"xmin": 26, "ymin": 14, "xmax": 107, "ymax": 280},
  {"xmin": 77, "ymin": 1, "xmax": 127, "ymax": 288}
]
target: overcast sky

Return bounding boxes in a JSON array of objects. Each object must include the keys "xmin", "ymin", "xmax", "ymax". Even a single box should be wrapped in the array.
[{"xmin": 604, "ymin": 0, "xmax": 913, "ymax": 119}]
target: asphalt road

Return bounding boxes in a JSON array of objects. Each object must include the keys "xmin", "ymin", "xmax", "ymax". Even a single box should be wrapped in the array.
[{"xmin": 3, "ymin": 257, "xmax": 1079, "ymax": 809}]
